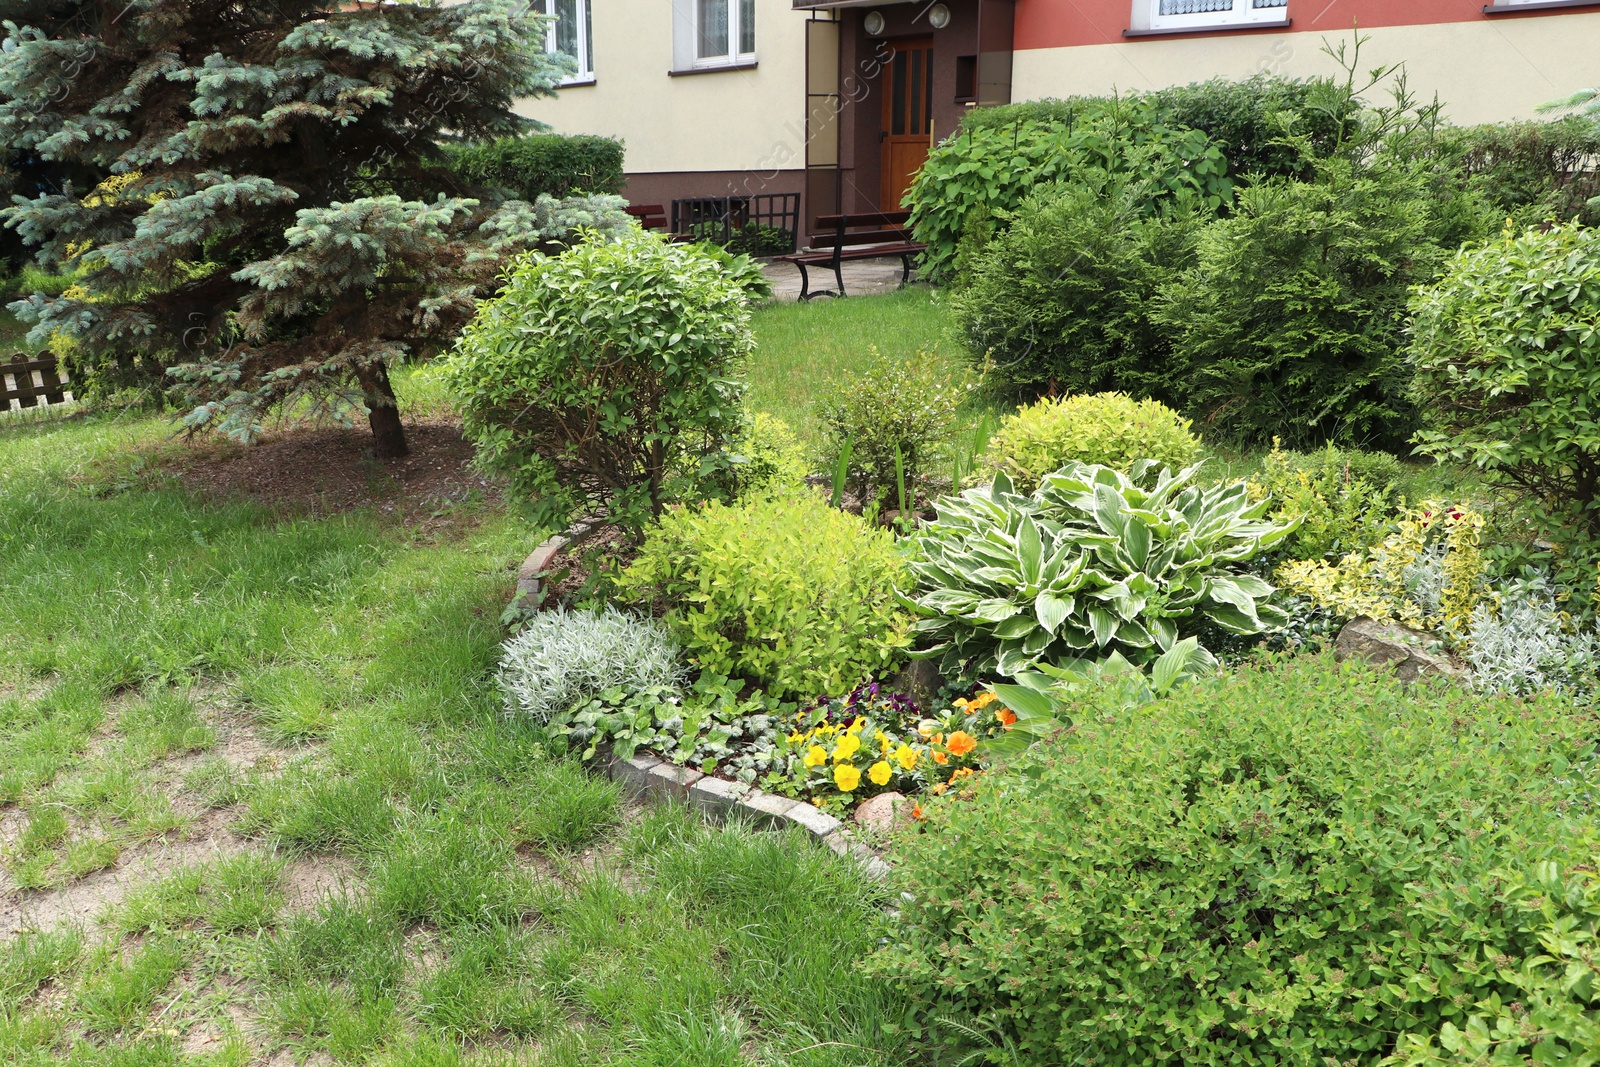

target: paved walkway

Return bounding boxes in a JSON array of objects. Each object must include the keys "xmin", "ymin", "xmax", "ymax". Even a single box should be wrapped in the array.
[{"xmin": 761, "ymin": 257, "xmax": 922, "ymax": 302}]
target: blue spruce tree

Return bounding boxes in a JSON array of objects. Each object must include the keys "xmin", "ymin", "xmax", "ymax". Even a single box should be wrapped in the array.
[{"xmin": 0, "ymin": 0, "xmax": 615, "ymax": 456}]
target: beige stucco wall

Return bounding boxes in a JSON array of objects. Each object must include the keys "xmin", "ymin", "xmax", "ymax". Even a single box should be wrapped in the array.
[
  {"xmin": 517, "ymin": 0, "xmax": 812, "ymax": 174},
  {"xmin": 1011, "ymin": 13, "xmax": 1600, "ymax": 127}
]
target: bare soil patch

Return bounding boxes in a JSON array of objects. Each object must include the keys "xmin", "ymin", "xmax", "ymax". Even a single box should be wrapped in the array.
[{"xmin": 155, "ymin": 421, "xmax": 502, "ymax": 528}]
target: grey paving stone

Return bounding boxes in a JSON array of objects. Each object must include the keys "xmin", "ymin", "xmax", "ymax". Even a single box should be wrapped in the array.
[
  {"xmin": 737, "ymin": 790, "xmax": 802, "ymax": 828},
  {"xmin": 646, "ymin": 762, "xmax": 704, "ymax": 800},
  {"xmin": 609, "ymin": 753, "xmax": 661, "ymax": 799},
  {"xmin": 687, "ymin": 776, "xmax": 743, "ymax": 818},
  {"xmin": 782, "ymin": 803, "xmax": 841, "ymax": 838}
]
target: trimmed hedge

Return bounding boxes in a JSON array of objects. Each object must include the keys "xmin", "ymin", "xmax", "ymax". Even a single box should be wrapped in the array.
[
  {"xmin": 873, "ymin": 653, "xmax": 1600, "ymax": 1066},
  {"xmin": 447, "ymin": 133, "xmax": 625, "ymax": 201}
]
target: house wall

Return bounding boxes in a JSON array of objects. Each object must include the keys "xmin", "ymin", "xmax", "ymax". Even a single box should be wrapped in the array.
[
  {"xmin": 519, "ymin": 0, "xmax": 809, "ymax": 178},
  {"xmin": 1010, "ymin": 2, "xmax": 1600, "ymax": 127}
]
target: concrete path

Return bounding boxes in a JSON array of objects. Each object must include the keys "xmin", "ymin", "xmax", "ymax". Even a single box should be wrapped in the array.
[{"xmin": 761, "ymin": 257, "xmax": 922, "ymax": 302}]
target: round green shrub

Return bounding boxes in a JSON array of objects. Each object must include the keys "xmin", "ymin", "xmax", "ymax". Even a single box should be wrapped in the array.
[
  {"xmin": 615, "ymin": 492, "xmax": 912, "ymax": 699},
  {"xmin": 1409, "ymin": 221, "xmax": 1600, "ymax": 594},
  {"xmin": 872, "ymin": 654, "xmax": 1600, "ymax": 1066},
  {"xmin": 987, "ymin": 392, "xmax": 1201, "ymax": 492},
  {"xmin": 443, "ymin": 229, "xmax": 754, "ymax": 534}
]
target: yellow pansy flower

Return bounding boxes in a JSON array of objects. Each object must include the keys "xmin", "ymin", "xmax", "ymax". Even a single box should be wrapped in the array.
[
  {"xmin": 834, "ymin": 763, "xmax": 862, "ymax": 792},
  {"xmin": 868, "ymin": 760, "xmax": 892, "ymax": 786},
  {"xmin": 833, "ymin": 734, "xmax": 861, "ymax": 761},
  {"xmin": 803, "ymin": 745, "xmax": 828, "ymax": 768},
  {"xmin": 894, "ymin": 744, "xmax": 918, "ymax": 771}
]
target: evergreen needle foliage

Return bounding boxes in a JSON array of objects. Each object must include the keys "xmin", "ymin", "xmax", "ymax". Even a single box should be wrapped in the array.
[{"xmin": 0, "ymin": 0, "xmax": 607, "ymax": 456}]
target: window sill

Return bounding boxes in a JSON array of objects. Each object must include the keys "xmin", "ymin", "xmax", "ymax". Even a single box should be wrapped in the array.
[
  {"xmin": 559, "ymin": 77, "xmax": 596, "ymax": 87},
  {"xmin": 1484, "ymin": 0, "xmax": 1600, "ymax": 12},
  {"xmin": 669, "ymin": 61, "xmax": 758, "ymax": 77},
  {"xmin": 1123, "ymin": 17, "xmax": 1290, "ymax": 38}
]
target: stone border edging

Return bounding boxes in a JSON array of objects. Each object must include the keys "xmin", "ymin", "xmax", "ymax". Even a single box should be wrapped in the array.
[
  {"xmin": 512, "ymin": 517, "xmax": 600, "ymax": 612},
  {"xmin": 604, "ymin": 751, "xmax": 893, "ymax": 880}
]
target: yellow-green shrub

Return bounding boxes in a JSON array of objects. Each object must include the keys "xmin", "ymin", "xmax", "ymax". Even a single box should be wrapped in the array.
[
  {"xmin": 988, "ymin": 392, "xmax": 1201, "ymax": 492},
  {"xmin": 727, "ymin": 412, "xmax": 808, "ymax": 501},
  {"xmin": 1248, "ymin": 443, "xmax": 1400, "ymax": 561},
  {"xmin": 615, "ymin": 492, "xmax": 912, "ymax": 699}
]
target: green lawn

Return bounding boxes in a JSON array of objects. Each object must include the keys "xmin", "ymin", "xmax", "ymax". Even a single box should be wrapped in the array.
[
  {"xmin": 0, "ymin": 411, "xmax": 911, "ymax": 1066},
  {"xmin": 747, "ymin": 287, "xmax": 959, "ymax": 444}
]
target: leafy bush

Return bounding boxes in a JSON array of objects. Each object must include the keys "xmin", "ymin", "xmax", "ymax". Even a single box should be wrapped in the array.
[
  {"xmin": 444, "ymin": 228, "xmax": 756, "ymax": 533},
  {"xmin": 905, "ymin": 463, "xmax": 1294, "ymax": 678},
  {"xmin": 721, "ymin": 411, "xmax": 809, "ymax": 502},
  {"xmin": 872, "ymin": 653, "xmax": 1600, "ymax": 1066},
  {"xmin": 1445, "ymin": 116, "xmax": 1600, "ymax": 228},
  {"xmin": 498, "ymin": 606, "xmax": 685, "ymax": 725},
  {"xmin": 1156, "ymin": 155, "xmax": 1443, "ymax": 449},
  {"xmin": 987, "ymin": 392, "xmax": 1201, "ymax": 493},
  {"xmin": 1248, "ymin": 443, "xmax": 1400, "ymax": 561},
  {"xmin": 615, "ymin": 491, "xmax": 912, "ymax": 699},
  {"xmin": 816, "ymin": 347, "xmax": 974, "ymax": 508},
  {"xmin": 1277, "ymin": 501, "xmax": 1488, "ymax": 640},
  {"xmin": 907, "ymin": 102, "xmax": 1231, "ymax": 280},
  {"xmin": 948, "ymin": 180, "xmax": 1203, "ymax": 397},
  {"xmin": 1408, "ymin": 222, "xmax": 1600, "ymax": 597},
  {"xmin": 447, "ymin": 133, "xmax": 625, "ymax": 200}
]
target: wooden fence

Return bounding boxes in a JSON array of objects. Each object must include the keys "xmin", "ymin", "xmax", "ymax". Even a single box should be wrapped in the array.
[{"xmin": 1, "ymin": 352, "xmax": 71, "ymax": 410}]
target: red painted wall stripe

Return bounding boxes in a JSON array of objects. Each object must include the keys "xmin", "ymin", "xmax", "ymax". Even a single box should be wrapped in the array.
[{"xmin": 1016, "ymin": 0, "xmax": 1529, "ymax": 50}]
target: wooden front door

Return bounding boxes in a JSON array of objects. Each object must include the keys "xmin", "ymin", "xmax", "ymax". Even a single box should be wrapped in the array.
[{"xmin": 880, "ymin": 37, "xmax": 934, "ymax": 211}]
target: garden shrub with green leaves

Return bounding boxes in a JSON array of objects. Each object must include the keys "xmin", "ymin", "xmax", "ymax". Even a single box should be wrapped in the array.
[
  {"xmin": 718, "ymin": 411, "xmax": 809, "ymax": 502},
  {"xmin": 616, "ymin": 491, "xmax": 912, "ymax": 699},
  {"xmin": 905, "ymin": 462, "xmax": 1294, "ymax": 678},
  {"xmin": 1249, "ymin": 443, "xmax": 1401, "ymax": 561},
  {"xmin": 1408, "ymin": 221, "xmax": 1600, "ymax": 603},
  {"xmin": 906, "ymin": 99, "xmax": 1231, "ymax": 280},
  {"xmin": 987, "ymin": 392, "xmax": 1201, "ymax": 494},
  {"xmin": 446, "ymin": 133, "xmax": 626, "ymax": 200},
  {"xmin": 948, "ymin": 180, "xmax": 1204, "ymax": 398},
  {"xmin": 1156, "ymin": 154, "xmax": 1448, "ymax": 449},
  {"xmin": 816, "ymin": 346, "xmax": 975, "ymax": 508},
  {"xmin": 444, "ymin": 229, "xmax": 757, "ymax": 534},
  {"xmin": 873, "ymin": 653, "xmax": 1600, "ymax": 1067}
]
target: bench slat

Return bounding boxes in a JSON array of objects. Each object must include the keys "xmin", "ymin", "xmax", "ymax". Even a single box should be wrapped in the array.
[{"xmin": 814, "ymin": 210, "xmax": 912, "ymax": 229}]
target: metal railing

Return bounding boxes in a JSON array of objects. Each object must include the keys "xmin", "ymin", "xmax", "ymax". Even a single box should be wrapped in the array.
[{"xmin": 671, "ymin": 193, "xmax": 801, "ymax": 256}]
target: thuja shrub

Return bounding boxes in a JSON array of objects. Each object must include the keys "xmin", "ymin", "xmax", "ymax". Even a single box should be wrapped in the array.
[
  {"xmin": 446, "ymin": 133, "xmax": 626, "ymax": 200},
  {"xmin": 872, "ymin": 653, "xmax": 1600, "ymax": 1066},
  {"xmin": 444, "ymin": 229, "xmax": 755, "ymax": 534},
  {"xmin": 1409, "ymin": 222, "xmax": 1600, "ymax": 597},
  {"xmin": 615, "ymin": 492, "xmax": 912, "ymax": 699},
  {"xmin": 987, "ymin": 392, "xmax": 1201, "ymax": 493}
]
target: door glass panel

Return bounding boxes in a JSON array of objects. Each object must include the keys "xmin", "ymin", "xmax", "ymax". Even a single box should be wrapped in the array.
[
  {"xmin": 909, "ymin": 49, "xmax": 921, "ymax": 135},
  {"xmin": 923, "ymin": 48, "xmax": 934, "ymax": 133},
  {"xmin": 891, "ymin": 52, "xmax": 906, "ymax": 136},
  {"xmin": 698, "ymin": 0, "xmax": 729, "ymax": 59}
]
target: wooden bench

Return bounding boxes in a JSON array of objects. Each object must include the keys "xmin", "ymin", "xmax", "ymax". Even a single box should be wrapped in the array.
[
  {"xmin": 624, "ymin": 203, "xmax": 694, "ymax": 243},
  {"xmin": 776, "ymin": 210, "xmax": 925, "ymax": 300},
  {"xmin": 1, "ymin": 351, "xmax": 70, "ymax": 410}
]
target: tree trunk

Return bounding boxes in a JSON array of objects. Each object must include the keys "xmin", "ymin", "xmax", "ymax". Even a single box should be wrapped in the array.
[{"xmin": 356, "ymin": 361, "xmax": 408, "ymax": 458}]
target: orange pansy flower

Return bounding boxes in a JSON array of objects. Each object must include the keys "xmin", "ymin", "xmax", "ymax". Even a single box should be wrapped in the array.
[{"xmin": 947, "ymin": 731, "xmax": 978, "ymax": 757}]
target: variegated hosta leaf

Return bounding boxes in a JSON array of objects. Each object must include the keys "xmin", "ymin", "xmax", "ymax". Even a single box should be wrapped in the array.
[{"xmin": 904, "ymin": 460, "xmax": 1298, "ymax": 678}]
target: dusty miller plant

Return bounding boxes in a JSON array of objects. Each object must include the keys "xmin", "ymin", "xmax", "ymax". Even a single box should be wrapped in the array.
[
  {"xmin": 499, "ymin": 606, "xmax": 686, "ymax": 726},
  {"xmin": 1467, "ymin": 573, "xmax": 1597, "ymax": 699}
]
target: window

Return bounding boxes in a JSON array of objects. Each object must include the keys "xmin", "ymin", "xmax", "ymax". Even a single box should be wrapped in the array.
[
  {"xmin": 543, "ymin": 0, "xmax": 593, "ymax": 83},
  {"xmin": 1133, "ymin": 0, "xmax": 1288, "ymax": 32},
  {"xmin": 674, "ymin": 0, "xmax": 755, "ymax": 70}
]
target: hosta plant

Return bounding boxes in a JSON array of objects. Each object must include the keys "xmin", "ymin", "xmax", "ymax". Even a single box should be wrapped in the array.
[{"xmin": 904, "ymin": 462, "xmax": 1295, "ymax": 677}]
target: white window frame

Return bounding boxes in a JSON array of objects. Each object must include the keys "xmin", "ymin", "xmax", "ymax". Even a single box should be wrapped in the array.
[
  {"xmin": 672, "ymin": 0, "xmax": 756, "ymax": 72},
  {"xmin": 541, "ymin": 0, "xmax": 593, "ymax": 84},
  {"xmin": 1132, "ymin": 0, "xmax": 1288, "ymax": 32}
]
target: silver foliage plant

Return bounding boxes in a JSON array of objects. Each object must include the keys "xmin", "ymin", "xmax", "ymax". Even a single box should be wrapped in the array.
[
  {"xmin": 1466, "ymin": 574, "xmax": 1597, "ymax": 699},
  {"xmin": 499, "ymin": 606, "xmax": 686, "ymax": 724}
]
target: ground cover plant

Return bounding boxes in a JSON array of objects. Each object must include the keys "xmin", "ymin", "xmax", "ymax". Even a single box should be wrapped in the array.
[
  {"xmin": 874, "ymin": 653, "xmax": 1600, "ymax": 1066},
  {"xmin": 0, "ymin": 406, "xmax": 915, "ymax": 1066}
]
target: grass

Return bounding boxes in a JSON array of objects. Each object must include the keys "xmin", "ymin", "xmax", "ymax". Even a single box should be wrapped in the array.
[
  {"xmin": 747, "ymin": 286, "xmax": 959, "ymax": 444},
  {"xmin": 0, "ymin": 405, "xmax": 914, "ymax": 1065}
]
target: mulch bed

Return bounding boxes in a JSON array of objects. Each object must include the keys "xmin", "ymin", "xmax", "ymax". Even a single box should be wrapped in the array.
[{"xmin": 156, "ymin": 421, "xmax": 503, "ymax": 530}]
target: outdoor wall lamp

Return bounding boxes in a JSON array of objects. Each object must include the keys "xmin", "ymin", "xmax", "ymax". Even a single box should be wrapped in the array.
[
  {"xmin": 863, "ymin": 10, "xmax": 887, "ymax": 35},
  {"xmin": 927, "ymin": 3, "xmax": 952, "ymax": 29}
]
